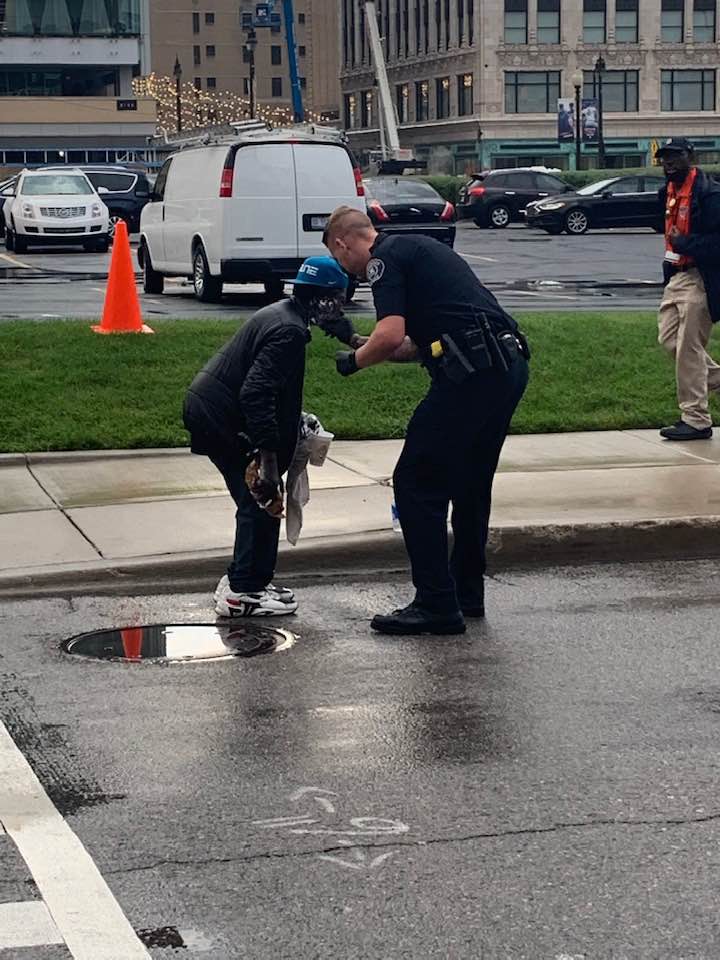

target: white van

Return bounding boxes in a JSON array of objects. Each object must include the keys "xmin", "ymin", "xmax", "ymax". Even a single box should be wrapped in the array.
[{"xmin": 138, "ymin": 126, "xmax": 366, "ymax": 302}]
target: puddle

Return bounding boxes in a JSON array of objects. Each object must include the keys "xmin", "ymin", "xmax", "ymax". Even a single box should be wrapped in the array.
[{"xmin": 62, "ymin": 623, "xmax": 296, "ymax": 662}]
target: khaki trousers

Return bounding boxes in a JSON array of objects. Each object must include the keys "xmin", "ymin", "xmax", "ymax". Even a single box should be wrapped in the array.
[{"xmin": 658, "ymin": 268, "xmax": 720, "ymax": 430}]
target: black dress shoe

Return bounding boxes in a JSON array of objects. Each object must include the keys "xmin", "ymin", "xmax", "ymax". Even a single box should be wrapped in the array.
[
  {"xmin": 660, "ymin": 421, "xmax": 712, "ymax": 441},
  {"xmin": 458, "ymin": 591, "xmax": 485, "ymax": 618},
  {"xmin": 371, "ymin": 603, "xmax": 466, "ymax": 636}
]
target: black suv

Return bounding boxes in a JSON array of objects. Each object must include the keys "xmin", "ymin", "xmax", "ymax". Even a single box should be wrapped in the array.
[
  {"xmin": 42, "ymin": 165, "xmax": 151, "ymax": 235},
  {"xmin": 458, "ymin": 168, "xmax": 570, "ymax": 228}
]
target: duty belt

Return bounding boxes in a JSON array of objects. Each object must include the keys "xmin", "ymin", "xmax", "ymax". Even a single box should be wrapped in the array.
[{"xmin": 422, "ymin": 316, "xmax": 530, "ymax": 385}]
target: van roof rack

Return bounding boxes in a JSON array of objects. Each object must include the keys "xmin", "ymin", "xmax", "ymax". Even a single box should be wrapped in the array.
[{"xmin": 147, "ymin": 121, "xmax": 348, "ymax": 152}]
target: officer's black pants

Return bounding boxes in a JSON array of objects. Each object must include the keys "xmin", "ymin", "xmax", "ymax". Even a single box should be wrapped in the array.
[{"xmin": 393, "ymin": 357, "xmax": 529, "ymax": 614}]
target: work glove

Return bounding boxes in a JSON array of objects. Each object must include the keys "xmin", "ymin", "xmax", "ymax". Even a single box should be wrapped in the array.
[
  {"xmin": 321, "ymin": 315, "xmax": 357, "ymax": 346},
  {"xmin": 245, "ymin": 449, "xmax": 284, "ymax": 517},
  {"xmin": 336, "ymin": 351, "xmax": 359, "ymax": 377}
]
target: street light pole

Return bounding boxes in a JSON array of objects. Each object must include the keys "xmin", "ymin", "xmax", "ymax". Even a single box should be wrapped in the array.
[
  {"xmin": 595, "ymin": 54, "xmax": 606, "ymax": 169},
  {"xmin": 571, "ymin": 69, "xmax": 583, "ymax": 172},
  {"xmin": 245, "ymin": 30, "xmax": 258, "ymax": 119},
  {"xmin": 173, "ymin": 55, "xmax": 182, "ymax": 132}
]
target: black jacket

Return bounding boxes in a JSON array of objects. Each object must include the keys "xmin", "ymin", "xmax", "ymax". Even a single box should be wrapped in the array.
[
  {"xmin": 183, "ymin": 299, "xmax": 310, "ymax": 469},
  {"xmin": 660, "ymin": 169, "xmax": 720, "ymax": 323}
]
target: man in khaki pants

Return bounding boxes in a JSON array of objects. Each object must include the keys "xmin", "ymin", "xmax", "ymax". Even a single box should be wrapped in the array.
[{"xmin": 657, "ymin": 138, "xmax": 720, "ymax": 440}]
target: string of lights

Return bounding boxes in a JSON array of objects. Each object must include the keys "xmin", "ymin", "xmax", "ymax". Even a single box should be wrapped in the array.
[{"xmin": 133, "ymin": 73, "xmax": 326, "ymax": 133}]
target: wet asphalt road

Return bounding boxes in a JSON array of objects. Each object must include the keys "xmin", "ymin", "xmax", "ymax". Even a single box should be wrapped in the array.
[
  {"xmin": 2, "ymin": 559, "xmax": 720, "ymax": 958},
  {"xmin": 0, "ymin": 224, "xmax": 664, "ymax": 320}
]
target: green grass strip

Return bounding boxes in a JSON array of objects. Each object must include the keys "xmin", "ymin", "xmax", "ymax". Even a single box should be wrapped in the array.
[{"xmin": 1, "ymin": 313, "xmax": 717, "ymax": 452}]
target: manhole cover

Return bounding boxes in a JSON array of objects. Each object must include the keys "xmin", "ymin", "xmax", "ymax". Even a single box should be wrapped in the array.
[{"xmin": 62, "ymin": 623, "xmax": 296, "ymax": 662}]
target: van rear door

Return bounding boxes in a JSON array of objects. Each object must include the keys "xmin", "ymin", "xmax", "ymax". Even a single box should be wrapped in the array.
[
  {"xmin": 226, "ymin": 143, "xmax": 297, "ymax": 264},
  {"xmin": 293, "ymin": 144, "xmax": 365, "ymax": 257}
]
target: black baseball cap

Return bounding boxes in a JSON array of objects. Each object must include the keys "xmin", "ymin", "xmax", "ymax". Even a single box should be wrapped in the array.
[{"xmin": 656, "ymin": 137, "xmax": 695, "ymax": 157}]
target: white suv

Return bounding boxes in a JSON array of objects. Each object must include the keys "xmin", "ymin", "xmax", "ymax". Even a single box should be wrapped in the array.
[{"xmin": 2, "ymin": 169, "xmax": 110, "ymax": 254}]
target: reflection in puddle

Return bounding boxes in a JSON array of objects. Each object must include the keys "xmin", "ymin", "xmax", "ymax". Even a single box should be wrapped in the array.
[{"xmin": 62, "ymin": 623, "xmax": 296, "ymax": 662}]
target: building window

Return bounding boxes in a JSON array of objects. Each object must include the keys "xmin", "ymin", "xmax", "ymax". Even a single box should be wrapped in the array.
[
  {"xmin": 243, "ymin": 46, "xmax": 251, "ymax": 63},
  {"xmin": 468, "ymin": 0, "xmax": 474, "ymax": 44},
  {"xmin": 662, "ymin": 69, "xmax": 715, "ymax": 110},
  {"xmin": 344, "ymin": 92, "xmax": 357, "ymax": 128},
  {"xmin": 444, "ymin": 0, "xmax": 451, "ymax": 49},
  {"xmin": 458, "ymin": 73, "xmax": 473, "ymax": 115},
  {"xmin": 271, "ymin": 45, "xmax": 282, "ymax": 65},
  {"xmin": 504, "ymin": 0, "xmax": 527, "ymax": 43},
  {"xmin": 694, "ymin": 0, "xmax": 716, "ymax": 41},
  {"xmin": 361, "ymin": 89, "xmax": 373, "ymax": 127},
  {"xmin": 436, "ymin": 76, "xmax": 450, "ymax": 118},
  {"xmin": 205, "ymin": 12, "xmax": 214, "ymax": 24},
  {"xmin": 192, "ymin": 11, "xmax": 200, "ymax": 33},
  {"xmin": 615, "ymin": 0, "xmax": 638, "ymax": 42},
  {"xmin": 193, "ymin": 45, "xmax": 201, "ymax": 65},
  {"xmin": 396, "ymin": 83, "xmax": 409, "ymax": 123},
  {"xmin": 207, "ymin": 77, "xmax": 216, "ymax": 89},
  {"xmin": 206, "ymin": 44, "xmax": 215, "ymax": 57},
  {"xmin": 661, "ymin": 0, "xmax": 684, "ymax": 42},
  {"xmin": 272, "ymin": 77, "xmax": 283, "ymax": 97},
  {"xmin": 538, "ymin": 0, "xmax": 560, "ymax": 43},
  {"xmin": 193, "ymin": 77, "xmax": 202, "ymax": 90},
  {"xmin": 583, "ymin": 0, "xmax": 606, "ymax": 43},
  {"xmin": 583, "ymin": 69, "xmax": 639, "ymax": 111},
  {"xmin": 423, "ymin": 0, "xmax": 429, "ymax": 52},
  {"xmin": 505, "ymin": 70, "xmax": 560, "ymax": 113},
  {"xmin": 416, "ymin": 79, "xmax": 429, "ymax": 120},
  {"xmin": 298, "ymin": 12, "xmax": 305, "ymax": 23},
  {"xmin": 300, "ymin": 77, "xmax": 307, "ymax": 89},
  {"xmin": 298, "ymin": 45, "xmax": 306, "ymax": 56}
]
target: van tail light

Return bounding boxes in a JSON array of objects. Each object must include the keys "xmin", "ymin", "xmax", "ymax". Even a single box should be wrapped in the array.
[
  {"xmin": 440, "ymin": 201, "xmax": 455, "ymax": 221},
  {"xmin": 368, "ymin": 200, "xmax": 390, "ymax": 222},
  {"xmin": 468, "ymin": 185, "xmax": 485, "ymax": 197},
  {"xmin": 220, "ymin": 153, "xmax": 235, "ymax": 198},
  {"xmin": 353, "ymin": 166, "xmax": 365, "ymax": 197}
]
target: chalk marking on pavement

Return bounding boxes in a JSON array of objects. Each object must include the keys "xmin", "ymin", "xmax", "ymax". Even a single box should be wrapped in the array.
[
  {"xmin": 461, "ymin": 253, "xmax": 499, "ymax": 263},
  {"xmin": 0, "ymin": 719, "xmax": 151, "ymax": 960},
  {"xmin": 0, "ymin": 901, "xmax": 64, "ymax": 950},
  {"xmin": 0, "ymin": 252, "xmax": 33, "ymax": 269}
]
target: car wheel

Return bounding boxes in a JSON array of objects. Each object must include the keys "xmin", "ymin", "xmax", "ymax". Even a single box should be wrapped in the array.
[
  {"xmin": 5, "ymin": 228, "xmax": 14, "ymax": 252},
  {"xmin": 95, "ymin": 237, "xmax": 110, "ymax": 253},
  {"xmin": 142, "ymin": 244, "xmax": 164, "ymax": 295},
  {"xmin": 489, "ymin": 205, "xmax": 511, "ymax": 229},
  {"xmin": 193, "ymin": 245, "xmax": 223, "ymax": 302},
  {"xmin": 264, "ymin": 278, "xmax": 285, "ymax": 300},
  {"xmin": 565, "ymin": 209, "xmax": 589, "ymax": 235},
  {"xmin": 108, "ymin": 214, "xmax": 126, "ymax": 238},
  {"xmin": 14, "ymin": 233, "xmax": 27, "ymax": 254}
]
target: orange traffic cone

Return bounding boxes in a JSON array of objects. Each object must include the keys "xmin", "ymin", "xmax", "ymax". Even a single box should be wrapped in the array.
[
  {"xmin": 92, "ymin": 220, "xmax": 153, "ymax": 334},
  {"xmin": 120, "ymin": 627, "xmax": 144, "ymax": 661}
]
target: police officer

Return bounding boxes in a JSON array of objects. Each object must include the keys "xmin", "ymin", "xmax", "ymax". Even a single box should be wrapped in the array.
[
  {"xmin": 325, "ymin": 206, "xmax": 529, "ymax": 636},
  {"xmin": 183, "ymin": 257, "xmax": 356, "ymax": 619}
]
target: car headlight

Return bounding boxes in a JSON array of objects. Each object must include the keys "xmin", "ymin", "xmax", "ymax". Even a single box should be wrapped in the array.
[
  {"xmin": 538, "ymin": 202, "xmax": 566, "ymax": 211},
  {"xmin": 91, "ymin": 203, "xmax": 103, "ymax": 218},
  {"xmin": 21, "ymin": 203, "xmax": 35, "ymax": 219}
]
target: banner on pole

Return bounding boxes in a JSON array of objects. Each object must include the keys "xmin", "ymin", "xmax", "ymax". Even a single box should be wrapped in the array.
[
  {"xmin": 581, "ymin": 98, "xmax": 599, "ymax": 143},
  {"xmin": 557, "ymin": 98, "xmax": 576, "ymax": 143}
]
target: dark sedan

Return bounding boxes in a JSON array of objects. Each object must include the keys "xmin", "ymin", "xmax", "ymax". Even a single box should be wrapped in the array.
[
  {"xmin": 364, "ymin": 177, "xmax": 456, "ymax": 247},
  {"xmin": 525, "ymin": 174, "xmax": 666, "ymax": 235}
]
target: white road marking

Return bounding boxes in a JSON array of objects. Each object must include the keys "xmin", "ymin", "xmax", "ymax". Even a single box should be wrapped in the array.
[
  {"xmin": 289, "ymin": 786, "xmax": 338, "ymax": 802},
  {"xmin": 0, "ymin": 720, "xmax": 151, "ymax": 959},
  {"xmin": 252, "ymin": 816, "xmax": 318, "ymax": 828},
  {"xmin": 0, "ymin": 901, "xmax": 64, "ymax": 950},
  {"xmin": 508, "ymin": 289, "xmax": 579, "ymax": 301},
  {"xmin": 461, "ymin": 253, "xmax": 499, "ymax": 263},
  {"xmin": 0, "ymin": 252, "xmax": 34, "ymax": 269}
]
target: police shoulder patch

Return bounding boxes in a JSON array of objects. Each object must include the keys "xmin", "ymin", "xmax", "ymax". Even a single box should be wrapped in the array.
[{"xmin": 366, "ymin": 258, "xmax": 386, "ymax": 286}]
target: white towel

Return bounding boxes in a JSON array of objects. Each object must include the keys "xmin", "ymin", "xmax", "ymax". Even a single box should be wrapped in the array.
[{"xmin": 286, "ymin": 413, "xmax": 334, "ymax": 545}]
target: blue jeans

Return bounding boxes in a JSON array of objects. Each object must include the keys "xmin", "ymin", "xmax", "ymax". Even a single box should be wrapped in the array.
[{"xmin": 209, "ymin": 451, "xmax": 281, "ymax": 594}]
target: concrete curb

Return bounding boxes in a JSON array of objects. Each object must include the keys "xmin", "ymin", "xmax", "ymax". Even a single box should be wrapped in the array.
[{"xmin": 1, "ymin": 516, "xmax": 719, "ymax": 599}]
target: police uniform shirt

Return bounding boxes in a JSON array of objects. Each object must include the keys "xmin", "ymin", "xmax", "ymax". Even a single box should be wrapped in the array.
[{"xmin": 366, "ymin": 233, "xmax": 515, "ymax": 350}]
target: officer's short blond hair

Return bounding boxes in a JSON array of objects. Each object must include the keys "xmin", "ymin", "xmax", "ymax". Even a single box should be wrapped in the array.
[{"xmin": 325, "ymin": 206, "xmax": 374, "ymax": 246}]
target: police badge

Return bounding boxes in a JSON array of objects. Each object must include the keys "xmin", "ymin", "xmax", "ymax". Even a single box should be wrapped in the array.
[{"xmin": 366, "ymin": 258, "xmax": 386, "ymax": 285}]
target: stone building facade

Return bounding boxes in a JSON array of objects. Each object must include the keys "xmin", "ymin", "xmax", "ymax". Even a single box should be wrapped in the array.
[{"xmin": 340, "ymin": 0, "xmax": 720, "ymax": 172}]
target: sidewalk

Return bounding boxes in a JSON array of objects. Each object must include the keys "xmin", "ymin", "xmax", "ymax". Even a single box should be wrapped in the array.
[{"xmin": 2, "ymin": 429, "xmax": 720, "ymax": 596}]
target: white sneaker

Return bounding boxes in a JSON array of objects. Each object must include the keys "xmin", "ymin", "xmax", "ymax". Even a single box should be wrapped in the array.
[
  {"xmin": 215, "ymin": 589, "xmax": 298, "ymax": 618},
  {"xmin": 215, "ymin": 575, "xmax": 295, "ymax": 604}
]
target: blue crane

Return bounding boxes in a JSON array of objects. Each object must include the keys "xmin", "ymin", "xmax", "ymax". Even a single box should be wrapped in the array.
[{"xmin": 244, "ymin": 1, "xmax": 304, "ymax": 123}]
